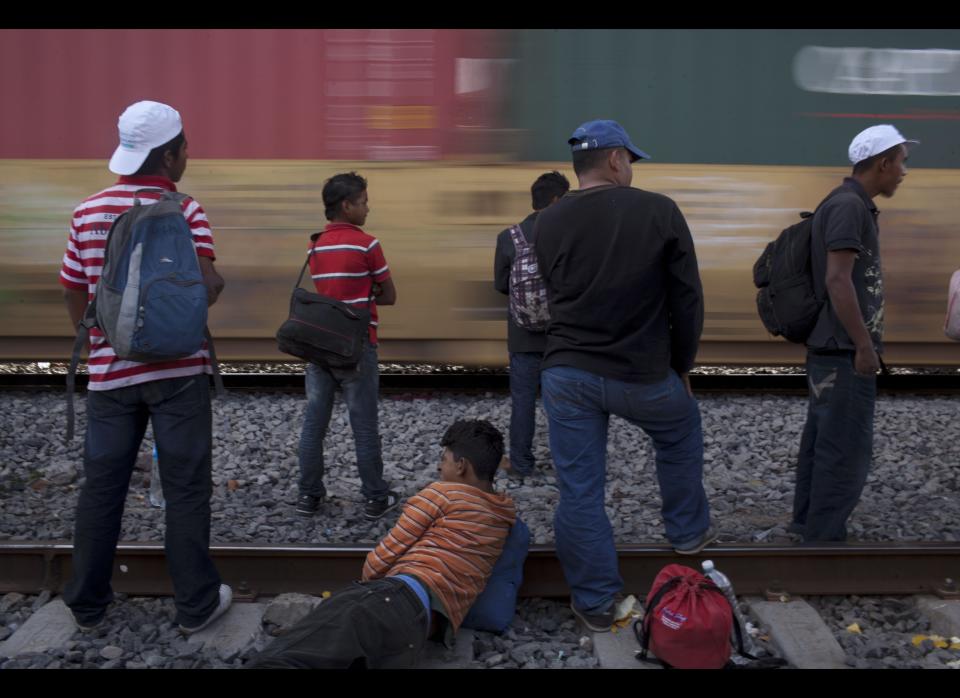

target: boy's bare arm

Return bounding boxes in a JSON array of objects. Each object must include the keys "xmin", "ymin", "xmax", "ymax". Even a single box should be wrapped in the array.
[{"xmin": 64, "ymin": 288, "xmax": 88, "ymax": 330}]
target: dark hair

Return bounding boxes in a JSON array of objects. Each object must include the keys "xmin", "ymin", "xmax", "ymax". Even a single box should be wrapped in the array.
[
  {"xmin": 440, "ymin": 419, "xmax": 504, "ymax": 482},
  {"xmin": 852, "ymin": 143, "xmax": 902, "ymax": 176},
  {"xmin": 323, "ymin": 172, "xmax": 367, "ymax": 221},
  {"xmin": 571, "ymin": 146, "xmax": 619, "ymax": 177},
  {"xmin": 134, "ymin": 131, "xmax": 185, "ymax": 176},
  {"xmin": 531, "ymin": 171, "xmax": 570, "ymax": 210}
]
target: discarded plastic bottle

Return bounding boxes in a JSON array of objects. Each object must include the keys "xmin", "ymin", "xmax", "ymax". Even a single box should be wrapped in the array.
[
  {"xmin": 149, "ymin": 445, "xmax": 165, "ymax": 509},
  {"xmin": 702, "ymin": 559, "xmax": 755, "ymax": 654}
]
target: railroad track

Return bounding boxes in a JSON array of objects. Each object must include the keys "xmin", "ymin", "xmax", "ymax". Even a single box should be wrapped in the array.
[
  {"xmin": 3, "ymin": 542, "xmax": 958, "ymax": 600},
  {"xmin": 3, "ymin": 337, "xmax": 959, "ymax": 366},
  {"xmin": 4, "ymin": 372, "xmax": 960, "ymax": 394}
]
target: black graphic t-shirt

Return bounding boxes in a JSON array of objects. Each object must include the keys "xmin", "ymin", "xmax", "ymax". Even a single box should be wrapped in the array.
[{"xmin": 806, "ymin": 178, "xmax": 884, "ymax": 353}]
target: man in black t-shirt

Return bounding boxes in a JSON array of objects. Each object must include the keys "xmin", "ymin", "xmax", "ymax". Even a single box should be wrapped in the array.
[
  {"xmin": 534, "ymin": 120, "xmax": 714, "ymax": 632},
  {"xmin": 791, "ymin": 124, "xmax": 916, "ymax": 542}
]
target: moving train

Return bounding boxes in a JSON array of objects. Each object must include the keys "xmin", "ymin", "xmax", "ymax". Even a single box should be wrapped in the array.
[{"xmin": 3, "ymin": 29, "xmax": 959, "ymax": 365}]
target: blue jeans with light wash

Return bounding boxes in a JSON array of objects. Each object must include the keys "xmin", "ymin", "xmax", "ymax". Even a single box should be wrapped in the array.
[
  {"xmin": 791, "ymin": 351, "xmax": 876, "ymax": 542},
  {"xmin": 541, "ymin": 365, "xmax": 710, "ymax": 615},
  {"xmin": 509, "ymin": 352, "xmax": 543, "ymax": 475},
  {"xmin": 63, "ymin": 375, "xmax": 221, "ymax": 628},
  {"xmin": 298, "ymin": 345, "xmax": 389, "ymax": 501}
]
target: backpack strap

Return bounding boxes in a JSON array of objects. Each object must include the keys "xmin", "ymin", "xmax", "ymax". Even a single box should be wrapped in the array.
[
  {"xmin": 508, "ymin": 224, "xmax": 527, "ymax": 253},
  {"xmin": 204, "ymin": 327, "xmax": 225, "ymax": 397},
  {"xmin": 634, "ymin": 576, "xmax": 683, "ymax": 667},
  {"xmin": 65, "ymin": 304, "xmax": 98, "ymax": 443}
]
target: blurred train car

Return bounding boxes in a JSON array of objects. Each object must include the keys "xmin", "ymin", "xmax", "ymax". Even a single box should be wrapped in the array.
[{"xmin": 2, "ymin": 29, "xmax": 959, "ymax": 366}]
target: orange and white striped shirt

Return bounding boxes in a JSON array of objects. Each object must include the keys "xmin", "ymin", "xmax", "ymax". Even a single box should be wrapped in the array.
[{"xmin": 362, "ymin": 481, "xmax": 516, "ymax": 631}]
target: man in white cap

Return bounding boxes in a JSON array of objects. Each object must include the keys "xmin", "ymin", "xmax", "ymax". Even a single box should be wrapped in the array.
[
  {"xmin": 59, "ymin": 100, "xmax": 230, "ymax": 633},
  {"xmin": 790, "ymin": 124, "xmax": 916, "ymax": 542}
]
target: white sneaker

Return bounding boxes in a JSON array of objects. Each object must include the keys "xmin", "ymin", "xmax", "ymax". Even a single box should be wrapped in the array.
[{"xmin": 179, "ymin": 584, "xmax": 232, "ymax": 635}]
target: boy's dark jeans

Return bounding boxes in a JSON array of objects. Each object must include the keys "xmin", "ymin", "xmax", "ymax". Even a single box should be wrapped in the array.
[
  {"xmin": 792, "ymin": 351, "xmax": 877, "ymax": 542},
  {"xmin": 63, "ymin": 375, "xmax": 222, "ymax": 627},
  {"xmin": 509, "ymin": 351, "xmax": 543, "ymax": 474},
  {"xmin": 247, "ymin": 577, "xmax": 429, "ymax": 669}
]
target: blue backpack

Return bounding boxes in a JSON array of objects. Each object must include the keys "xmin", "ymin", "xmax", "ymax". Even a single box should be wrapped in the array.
[
  {"xmin": 462, "ymin": 518, "xmax": 530, "ymax": 633},
  {"xmin": 66, "ymin": 189, "xmax": 223, "ymax": 440}
]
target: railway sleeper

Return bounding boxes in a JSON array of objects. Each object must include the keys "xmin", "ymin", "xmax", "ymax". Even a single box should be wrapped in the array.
[{"xmin": 2, "ymin": 590, "xmax": 960, "ymax": 669}]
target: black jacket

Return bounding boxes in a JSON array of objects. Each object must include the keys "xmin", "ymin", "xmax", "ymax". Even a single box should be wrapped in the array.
[
  {"xmin": 494, "ymin": 211, "xmax": 547, "ymax": 354},
  {"xmin": 534, "ymin": 185, "xmax": 703, "ymax": 383}
]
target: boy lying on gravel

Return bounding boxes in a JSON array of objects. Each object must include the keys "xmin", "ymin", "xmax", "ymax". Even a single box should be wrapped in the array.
[{"xmin": 248, "ymin": 419, "xmax": 518, "ymax": 669}]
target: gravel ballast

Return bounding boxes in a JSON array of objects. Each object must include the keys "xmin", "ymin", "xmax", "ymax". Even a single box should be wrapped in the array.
[{"xmin": 1, "ymin": 391, "xmax": 957, "ymax": 546}]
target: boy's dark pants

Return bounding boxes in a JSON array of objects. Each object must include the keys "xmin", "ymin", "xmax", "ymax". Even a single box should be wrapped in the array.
[{"xmin": 248, "ymin": 577, "xmax": 429, "ymax": 669}]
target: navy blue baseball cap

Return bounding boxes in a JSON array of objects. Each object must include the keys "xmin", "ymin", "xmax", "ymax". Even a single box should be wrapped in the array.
[{"xmin": 568, "ymin": 119, "xmax": 650, "ymax": 162}]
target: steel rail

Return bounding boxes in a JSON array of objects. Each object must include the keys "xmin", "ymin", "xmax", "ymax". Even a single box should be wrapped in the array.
[
  {"xmin": 3, "ymin": 336, "xmax": 959, "ymax": 366},
  {"xmin": 3, "ymin": 372, "xmax": 960, "ymax": 394},
  {"xmin": 2, "ymin": 542, "xmax": 957, "ymax": 600}
]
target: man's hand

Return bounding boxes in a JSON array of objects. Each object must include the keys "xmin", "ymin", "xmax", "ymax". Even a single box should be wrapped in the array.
[
  {"xmin": 198, "ymin": 257, "xmax": 225, "ymax": 307},
  {"xmin": 854, "ymin": 343, "xmax": 880, "ymax": 376}
]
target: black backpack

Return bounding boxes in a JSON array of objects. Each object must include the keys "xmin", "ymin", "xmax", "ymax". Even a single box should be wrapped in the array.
[{"xmin": 752, "ymin": 190, "xmax": 852, "ymax": 344}]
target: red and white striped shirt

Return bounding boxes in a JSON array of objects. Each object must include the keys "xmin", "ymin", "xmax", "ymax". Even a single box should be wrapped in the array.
[
  {"xmin": 59, "ymin": 175, "xmax": 215, "ymax": 391},
  {"xmin": 307, "ymin": 222, "xmax": 391, "ymax": 345}
]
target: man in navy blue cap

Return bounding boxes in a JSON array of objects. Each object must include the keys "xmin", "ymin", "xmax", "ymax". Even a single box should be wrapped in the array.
[{"xmin": 534, "ymin": 119, "xmax": 715, "ymax": 632}]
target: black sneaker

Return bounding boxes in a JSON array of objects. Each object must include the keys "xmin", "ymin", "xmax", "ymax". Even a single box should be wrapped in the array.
[
  {"xmin": 72, "ymin": 612, "xmax": 105, "ymax": 632},
  {"xmin": 570, "ymin": 601, "xmax": 615, "ymax": 633},
  {"xmin": 179, "ymin": 584, "xmax": 233, "ymax": 635},
  {"xmin": 364, "ymin": 491, "xmax": 401, "ymax": 520},
  {"xmin": 295, "ymin": 494, "xmax": 323, "ymax": 516}
]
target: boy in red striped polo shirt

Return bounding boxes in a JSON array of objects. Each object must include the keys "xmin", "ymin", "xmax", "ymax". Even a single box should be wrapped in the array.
[
  {"xmin": 59, "ymin": 101, "xmax": 230, "ymax": 635},
  {"xmin": 295, "ymin": 172, "xmax": 400, "ymax": 519}
]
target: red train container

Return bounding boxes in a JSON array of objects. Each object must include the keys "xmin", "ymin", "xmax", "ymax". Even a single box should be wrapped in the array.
[{"xmin": 0, "ymin": 28, "xmax": 506, "ymax": 160}]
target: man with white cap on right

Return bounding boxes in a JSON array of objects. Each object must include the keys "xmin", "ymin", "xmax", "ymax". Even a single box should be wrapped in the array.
[{"xmin": 790, "ymin": 124, "xmax": 917, "ymax": 543}]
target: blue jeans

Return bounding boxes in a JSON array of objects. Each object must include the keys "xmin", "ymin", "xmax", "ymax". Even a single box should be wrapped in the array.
[
  {"xmin": 63, "ymin": 375, "xmax": 222, "ymax": 628},
  {"xmin": 541, "ymin": 365, "xmax": 709, "ymax": 614},
  {"xmin": 509, "ymin": 352, "xmax": 543, "ymax": 474},
  {"xmin": 792, "ymin": 352, "xmax": 876, "ymax": 542},
  {"xmin": 247, "ymin": 577, "xmax": 429, "ymax": 669},
  {"xmin": 298, "ymin": 345, "xmax": 388, "ymax": 501}
]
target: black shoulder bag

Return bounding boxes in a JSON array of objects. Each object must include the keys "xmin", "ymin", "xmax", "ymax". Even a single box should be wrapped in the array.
[{"xmin": 276, "ymin": 233, "xmax": 371, "ymax": 369}]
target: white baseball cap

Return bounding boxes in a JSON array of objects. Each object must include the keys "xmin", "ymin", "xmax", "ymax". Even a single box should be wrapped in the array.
[
  {"xmin": 108, "ymin": 101, "xmax": 183, "ymax": 175},
  {"xmin": 848, "ymin": 124, "xmax": 918, "ymax": 165}
]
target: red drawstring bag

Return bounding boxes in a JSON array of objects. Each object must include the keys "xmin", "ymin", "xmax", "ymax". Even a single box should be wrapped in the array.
[{"xmin": 634, "ymin": 564, "xmax": 734, "ymax": 669}]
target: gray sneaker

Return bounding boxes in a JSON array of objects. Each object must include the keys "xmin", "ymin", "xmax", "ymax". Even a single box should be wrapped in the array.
[
  {"xmin": 179, "ymin": 584, "xmax": 232, "ymax": 635},
  {"xmin": 570, "ymin": 601, "xmax": 615, "ymax": 633},
  {"xmin": 674, "ymin": 526, "xmax": 719, "ymax": 556}
]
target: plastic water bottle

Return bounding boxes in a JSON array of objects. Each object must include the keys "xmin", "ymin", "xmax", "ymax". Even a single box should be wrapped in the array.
[
  {"xmin": 702, "ymin": 559, "xmax": 754, "ymax": 654},
  {"xmin": 149, "ymin": 445, "xmax": 165, "ymax": 509}
]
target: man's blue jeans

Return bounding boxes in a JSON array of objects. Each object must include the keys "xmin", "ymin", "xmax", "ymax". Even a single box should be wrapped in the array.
[
  {"xmin": 792, "ymin": 351, "xmax": 876, "ymax": 542},
  {"xmin": 298, "ymin": 345, "xmax": 389, "ymax": 501},
  {"xmin": 63, "ymin": 375, "xmax": 222, "ymax": 628},
  {"xmin": 509, "ymin": 352, "xmax": 543, "ymax": 475},
  {"xmin": 541, "ymin": 365, "xmax": 710, "ymax": 614}
]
